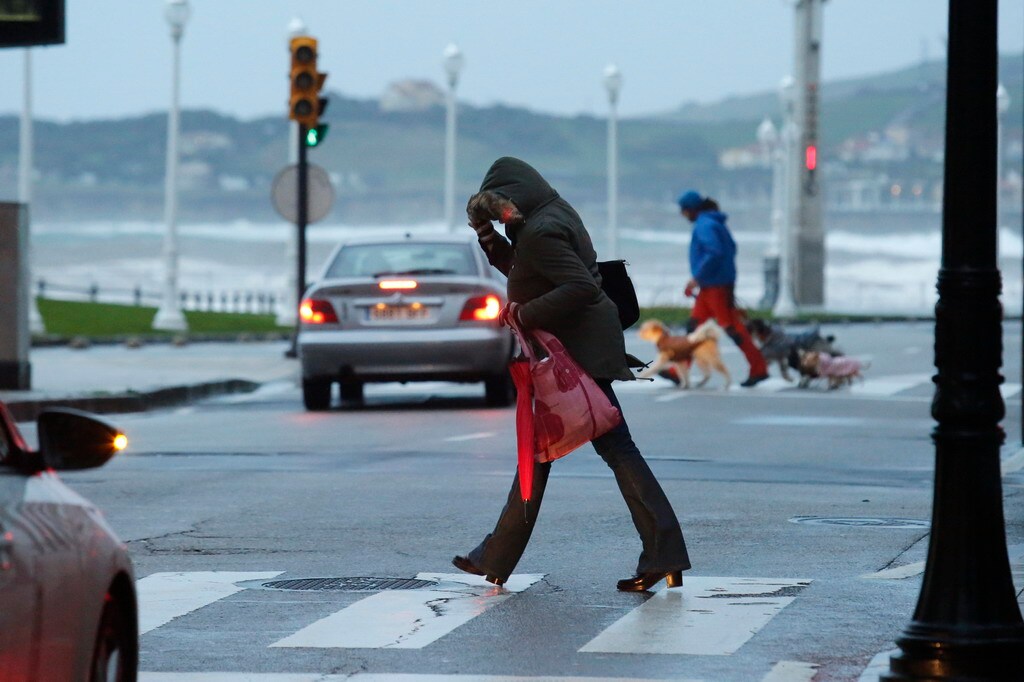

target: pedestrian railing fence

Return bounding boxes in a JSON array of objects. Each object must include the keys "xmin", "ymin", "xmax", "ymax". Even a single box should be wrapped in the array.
[{"xmin": 36, "ymin": 279, "xmax": 279, "ymax": 315}]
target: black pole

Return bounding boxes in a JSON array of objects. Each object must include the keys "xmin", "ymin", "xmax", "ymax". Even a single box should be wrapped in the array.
[
  {"xmin": 286, "ymin": 125, "xmax": 309, "ymax": 359},
  {"xmin": 884, "ymin": 1, "xmax": 1024, "ymax": 679},
  {"xmin": 297, "ymin": 123, "xmax": 309, "ymax": 310}
]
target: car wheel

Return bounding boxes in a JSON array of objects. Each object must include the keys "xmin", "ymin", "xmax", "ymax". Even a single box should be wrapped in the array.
[
  {"xmin": 484, "ymin": 372, "xmax": 515, "ymax": 407},
  {"xmin": 339, "ymin": 381, "xmax": 364, "ymax": 404},
  {"xmin": 90, "ymin": 591, "xmax": 138, "ymax": 682},
  {"xmin": 303, "ymin": 378, "xmax": 332, "ymax": 411}
]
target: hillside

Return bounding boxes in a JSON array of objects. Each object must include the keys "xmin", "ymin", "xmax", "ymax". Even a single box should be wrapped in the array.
[{"xmin": 0, "ymin": 54, "xmax": 1020, "ymax": 226}]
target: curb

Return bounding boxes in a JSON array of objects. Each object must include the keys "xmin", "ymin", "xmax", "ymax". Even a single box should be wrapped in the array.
[{"xmin": 4, "ymin": 379, "xmax": 261, "ymax": 422}]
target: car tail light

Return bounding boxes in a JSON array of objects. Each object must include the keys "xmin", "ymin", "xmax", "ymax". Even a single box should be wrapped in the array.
[
  {"xmin": 299, "ymin": 298, "xmax": 339, "ymax": 324},
  {"xmin": 460, "ymin": 294, "xmax": 501, "ymax": 321},
  {"xmin": 379, "ymin": 280, "xmax": 417, "ymax": 290}
]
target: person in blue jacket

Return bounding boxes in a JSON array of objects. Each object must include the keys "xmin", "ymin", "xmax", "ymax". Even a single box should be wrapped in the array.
[{"xmin": 679, "ymin": 190, "xmax": 768, "ymax": 387}]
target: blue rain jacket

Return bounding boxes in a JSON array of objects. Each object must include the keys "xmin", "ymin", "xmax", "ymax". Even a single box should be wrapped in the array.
[{"xmin": 689, "ymin": 210, "xmax": 737, "ymax": 287}]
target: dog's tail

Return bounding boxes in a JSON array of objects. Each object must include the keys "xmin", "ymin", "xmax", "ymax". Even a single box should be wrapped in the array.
[{"xmin": 688, "ymin": 319, "xmax": 720, "ymax": 343}]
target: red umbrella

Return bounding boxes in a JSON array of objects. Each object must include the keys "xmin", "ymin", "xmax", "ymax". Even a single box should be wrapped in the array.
[{"xmin": 508, "ymin": 359, "xmax": 534, "ymax": 502}]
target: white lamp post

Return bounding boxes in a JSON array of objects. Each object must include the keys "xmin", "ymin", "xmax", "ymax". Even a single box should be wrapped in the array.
[
  {"xmin": 996, "ymin": 82, "xmax": 1010, "ymax": 229},
  {"xmin": 774, "ymin": 76, "xmax": 798, "ymax": 318},
  {"xmin": 757, "ymin": 117, "xmax": 780, "ymax": 257},
  {"xmin": 443, "ymin": 43, "xmax": 464, "ymax": 232},
  {"xmin": 153, "ymin": 0, "xmax": 190, "ymax": 331},
  {"xmin": 757, "ymin": 116, "xmax": 782, "ymax": 310},
  {"xmin": 277, "ymin": 17, "xmax": 307, "ymax": 328},
  {"xmin": 19, "ymin": 49, "xmax": 43, "ymax": 333},
  {"xmin": 603, "ymin": 64, "xmax": 622, "ymax": 260}
]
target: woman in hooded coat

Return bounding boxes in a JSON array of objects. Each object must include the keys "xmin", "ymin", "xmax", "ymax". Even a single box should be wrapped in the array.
[{"xmin": 452, "ymin": 157, "xmax": 691, "ymax": 592}]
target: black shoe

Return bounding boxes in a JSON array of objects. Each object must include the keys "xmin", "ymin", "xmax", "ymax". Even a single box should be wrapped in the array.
[
  {"xmin": 740, "ymin": 374, "xmax": 770, "ymax": 388},
  {"xmin": 451, "ymin": 555, "xmax": 505, "ymax": 586},
  {"xmin": 616, "ymin": 570, "xmax": 683, "ymax": 592}
]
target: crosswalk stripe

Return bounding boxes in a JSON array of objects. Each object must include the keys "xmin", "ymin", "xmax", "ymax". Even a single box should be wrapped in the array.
[
  {"xmin": 137, "ymin": 571, "xmax": 283, "ymax": 635},
  {"xmin": 444, "ymin": 432, "xmax": 498, "ymax": 442},
  {"xmin": 269, "ymin": 573, "xmax": 544, "ymax": 649},
  {"xmin": 761, "ymin": 660, "xmax": 819, "ymax": 682},
  {"xmin": 578, "ymin": 577, "xmax": 810, "ymax": 656},
  {"xmin": 140, "ymin": 671, "xmax": 700, "ymax": 675},
  {"xmin": 861, "ymin": 562, "xmax": 925, "ymax": 580},
  {"xmin": 1001, "ymin": 383, "xmax": 1022, "ymax": 400},
  {"xmin": 857, "ymin": 649, "xmax": 898, "ymax": 682},
  {"xmin": 848, "ymin": 373, "xmax": 931, "ymax": 396}
]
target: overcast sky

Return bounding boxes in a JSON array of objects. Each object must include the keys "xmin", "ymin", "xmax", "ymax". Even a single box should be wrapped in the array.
[{"xmin": 0, "ymin": 0, "xmax": 1021, "ymax": 122}]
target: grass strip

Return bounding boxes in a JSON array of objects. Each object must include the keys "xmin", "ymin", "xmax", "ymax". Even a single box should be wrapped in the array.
[{"xmin": 36, "ymin": 298, "xmax": 290, "ymax": 337}]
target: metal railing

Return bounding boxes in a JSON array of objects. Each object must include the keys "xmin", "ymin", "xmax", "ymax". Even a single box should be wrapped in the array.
[{"xmin": 35, "ymin": 279, "xmax": 279, "ymax": 315}]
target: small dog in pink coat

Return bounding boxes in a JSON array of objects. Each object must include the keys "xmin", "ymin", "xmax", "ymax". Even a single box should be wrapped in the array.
[{"xmin": 798, "ymin": 350, "xmax": 868, "ymax": 389}]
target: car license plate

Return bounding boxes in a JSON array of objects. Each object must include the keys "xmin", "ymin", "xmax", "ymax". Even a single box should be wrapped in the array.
[{"xmin": 368, "ymin": 305, "xmax": 430, "ymax": 322}]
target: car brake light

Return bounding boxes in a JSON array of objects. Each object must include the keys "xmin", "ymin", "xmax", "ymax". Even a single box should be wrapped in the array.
[
  {"xmin": 379, "ymin": 280, "xmax": 417, "ymax": 290},
  {"xmin": 460, "ymin": 294, "xmax": 501, "ymax": 321},
  {"xmin": 299, "ymin": 298, "xmax": 339, "ymax": 324}
]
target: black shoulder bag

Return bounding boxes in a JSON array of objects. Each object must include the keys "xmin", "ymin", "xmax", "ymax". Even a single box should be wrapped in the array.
[{"xmin": 597, "ymin": 259, "xmax": 640, "ymax": 330}]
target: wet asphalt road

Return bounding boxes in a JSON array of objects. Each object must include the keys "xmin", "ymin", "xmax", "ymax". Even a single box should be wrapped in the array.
[{"xmin": 46, "ymin": 321, "xmax": 1024, "ymax": 682}]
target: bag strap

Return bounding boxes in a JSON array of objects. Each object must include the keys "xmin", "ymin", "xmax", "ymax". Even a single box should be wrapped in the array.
[{"xmin": 504, "ymin": 302, "xmax": 556, "ymax": 363}]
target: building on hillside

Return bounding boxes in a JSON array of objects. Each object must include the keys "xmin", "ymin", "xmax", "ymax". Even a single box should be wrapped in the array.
[{"xmin": 379, "ymin": 80, "xmax": 445, "ymax": 112}]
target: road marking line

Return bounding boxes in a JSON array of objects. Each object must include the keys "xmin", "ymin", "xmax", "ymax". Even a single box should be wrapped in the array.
[
  {"xmin": 1000, "ymin": 383, "xmax": 1022, "ymax": 400},
  {"xmin": 849, "ymin": 373, "xmax": 932, "ymax": 396},
  {"xmin": 762, "ymin": 660, "xmax": 819, "ymax": 682},
  {"xmin": 141, "ymin": 674, "xmax": 698, "ymax": 681},
  {"xmin": 444, "ymin": 432, "xmax": 498, "ymax": 442},
  {"xmin": 861, "ymin": 562, "xmax": 925, "ymax": 580},
  {"xmin": 744, "ymin": 377, "xmax": 794, "ymax": 392},
  {"xmin": 1002, "ymin": 448, "xmax": 1024, "ymax": 475},
  {"xmin": 269, "ymin": 572, "xmax": 543, "ymax": 649},
  {"xmin": 654, "ymin": 392, "xmax": 689, "ymax": 402},
  {"xmin": 137, "ymin": 571, "xmax": 283, "ymax": 635},
  {"xmin": 578, "ymin": 577, "xmax": 810, "ymax": 656},
  {"xmin": 857, "ymin": 649, "xmax": 899, "ymax": 682},
  {"xmin": 735, "ymin": 415, "xmax": 867, "ymax": 427}
]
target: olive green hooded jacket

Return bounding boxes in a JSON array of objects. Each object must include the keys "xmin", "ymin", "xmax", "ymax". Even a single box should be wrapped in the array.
[{"xmin": 475, "ymin": 157, "xmax": 634, "ymax": 381}]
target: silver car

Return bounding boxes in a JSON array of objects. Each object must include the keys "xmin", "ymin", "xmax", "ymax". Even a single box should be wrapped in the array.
[
  {"xmin": 297, "ymin": 233, "xmax": 516, "ymax": 410},
  {"xmin": 0, "ymin": 403, "xmax": 136, "ymax": 682}
]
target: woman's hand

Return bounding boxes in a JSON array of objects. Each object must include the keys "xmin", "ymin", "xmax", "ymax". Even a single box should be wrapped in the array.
[{"xmin": 499, "ymin": 302, "xmax": 524, "ymax": 329}]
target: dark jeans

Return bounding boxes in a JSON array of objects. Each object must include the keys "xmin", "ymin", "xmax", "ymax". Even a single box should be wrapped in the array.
[{"xmin": 467, "ymin": 379, "xmax": 691, "ymax": 581}]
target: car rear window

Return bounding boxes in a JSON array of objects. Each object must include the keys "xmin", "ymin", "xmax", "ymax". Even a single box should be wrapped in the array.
[{"xmin": 325, "ymin": 243, "xmax": 478, "ymax": 278}]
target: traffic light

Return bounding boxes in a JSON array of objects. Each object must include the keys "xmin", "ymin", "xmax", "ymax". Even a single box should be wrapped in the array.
[{"xmin": 289, "ymin": 36, "xmax": 328, "ymax": 133}]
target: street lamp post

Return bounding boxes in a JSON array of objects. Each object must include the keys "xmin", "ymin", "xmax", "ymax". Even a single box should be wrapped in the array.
[
  {"xmin": 277, "ymin": 17, "xmax": 307, "ymax": 330},
  {"xmin": 19, "ymin": 48, "xmax": 43, "ymax": 334},
  {"xmin": 443, "ymin": 44, "xmax": 464, "ymax": 232},
  {"xmin": 153, "ymin": 0, "xmax": 190, "ymax": 331},
  {"xmin": 996, "ymin": 82, "xmax": 1010, "ymax": 230},
  {"xmin": 757, "ymin": 117, "xmax": 779, "ymax": 309},
  {"xmin": 774, "ymin": 76, "xmax": 798, "ymax": 318},
  {"xmin": 603, "ymin": 64, "xmax": 622, "ymax": 260},
  {"xmin": 883, "ymin": 1, "xmax": 1024, "ymax": 678}
]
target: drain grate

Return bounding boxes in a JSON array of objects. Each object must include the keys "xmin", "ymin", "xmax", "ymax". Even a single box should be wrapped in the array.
[
  {"xmin": 790, "ymin": 516, "xmax": 929, "ymax": 529},
  {"xmin": 261, "ymin": 577, "xmax": 437, "ymax": 592}
]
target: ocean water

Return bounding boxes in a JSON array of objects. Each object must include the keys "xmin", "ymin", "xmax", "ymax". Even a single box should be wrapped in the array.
[{"xmin": 28, "ymin": 219, "xmax": 1024, "ymax": 316}]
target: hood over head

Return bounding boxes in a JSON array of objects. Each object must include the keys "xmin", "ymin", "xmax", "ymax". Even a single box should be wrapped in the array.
[{"xmin": 479, "ymin": 157, "xmax": 559, "ymax": 217}]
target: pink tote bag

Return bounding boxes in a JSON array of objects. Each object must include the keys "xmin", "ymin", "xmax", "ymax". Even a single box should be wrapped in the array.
[{"xmin": 508, "ymin": 309, "xmax": 622, "ymax": 465}]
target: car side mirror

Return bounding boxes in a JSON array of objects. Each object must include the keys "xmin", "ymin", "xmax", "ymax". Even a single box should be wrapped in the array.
[{"xmin": 36, "ymin": 408, "xmax": 127, "ymax": 471}]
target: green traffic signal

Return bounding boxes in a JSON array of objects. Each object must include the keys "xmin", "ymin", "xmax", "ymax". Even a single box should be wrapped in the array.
[{"xmin": 305, "ymin": 124, "xmax": 329, "ymax": 147}]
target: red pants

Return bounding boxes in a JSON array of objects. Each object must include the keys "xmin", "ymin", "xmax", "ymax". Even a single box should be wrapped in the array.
[{"xmin": 691, "ymin": 285, "xmax": 767, "ymax": 377}]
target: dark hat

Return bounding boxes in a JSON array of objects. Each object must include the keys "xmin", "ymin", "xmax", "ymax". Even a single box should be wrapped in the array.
[{"xmin": 677, "ymin": 190, "xmax": 702, "ymax": 210}]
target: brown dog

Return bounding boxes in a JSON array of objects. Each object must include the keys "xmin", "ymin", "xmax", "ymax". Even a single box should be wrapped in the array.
[{"xmin": 637, "ymin": 319, "xmax": 731, "ymax": 389}]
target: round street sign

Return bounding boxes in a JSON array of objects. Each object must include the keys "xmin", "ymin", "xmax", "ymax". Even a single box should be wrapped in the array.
[{"xmin": 271, "ymin": 163, "xmax": 335, "ymax": 224}]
